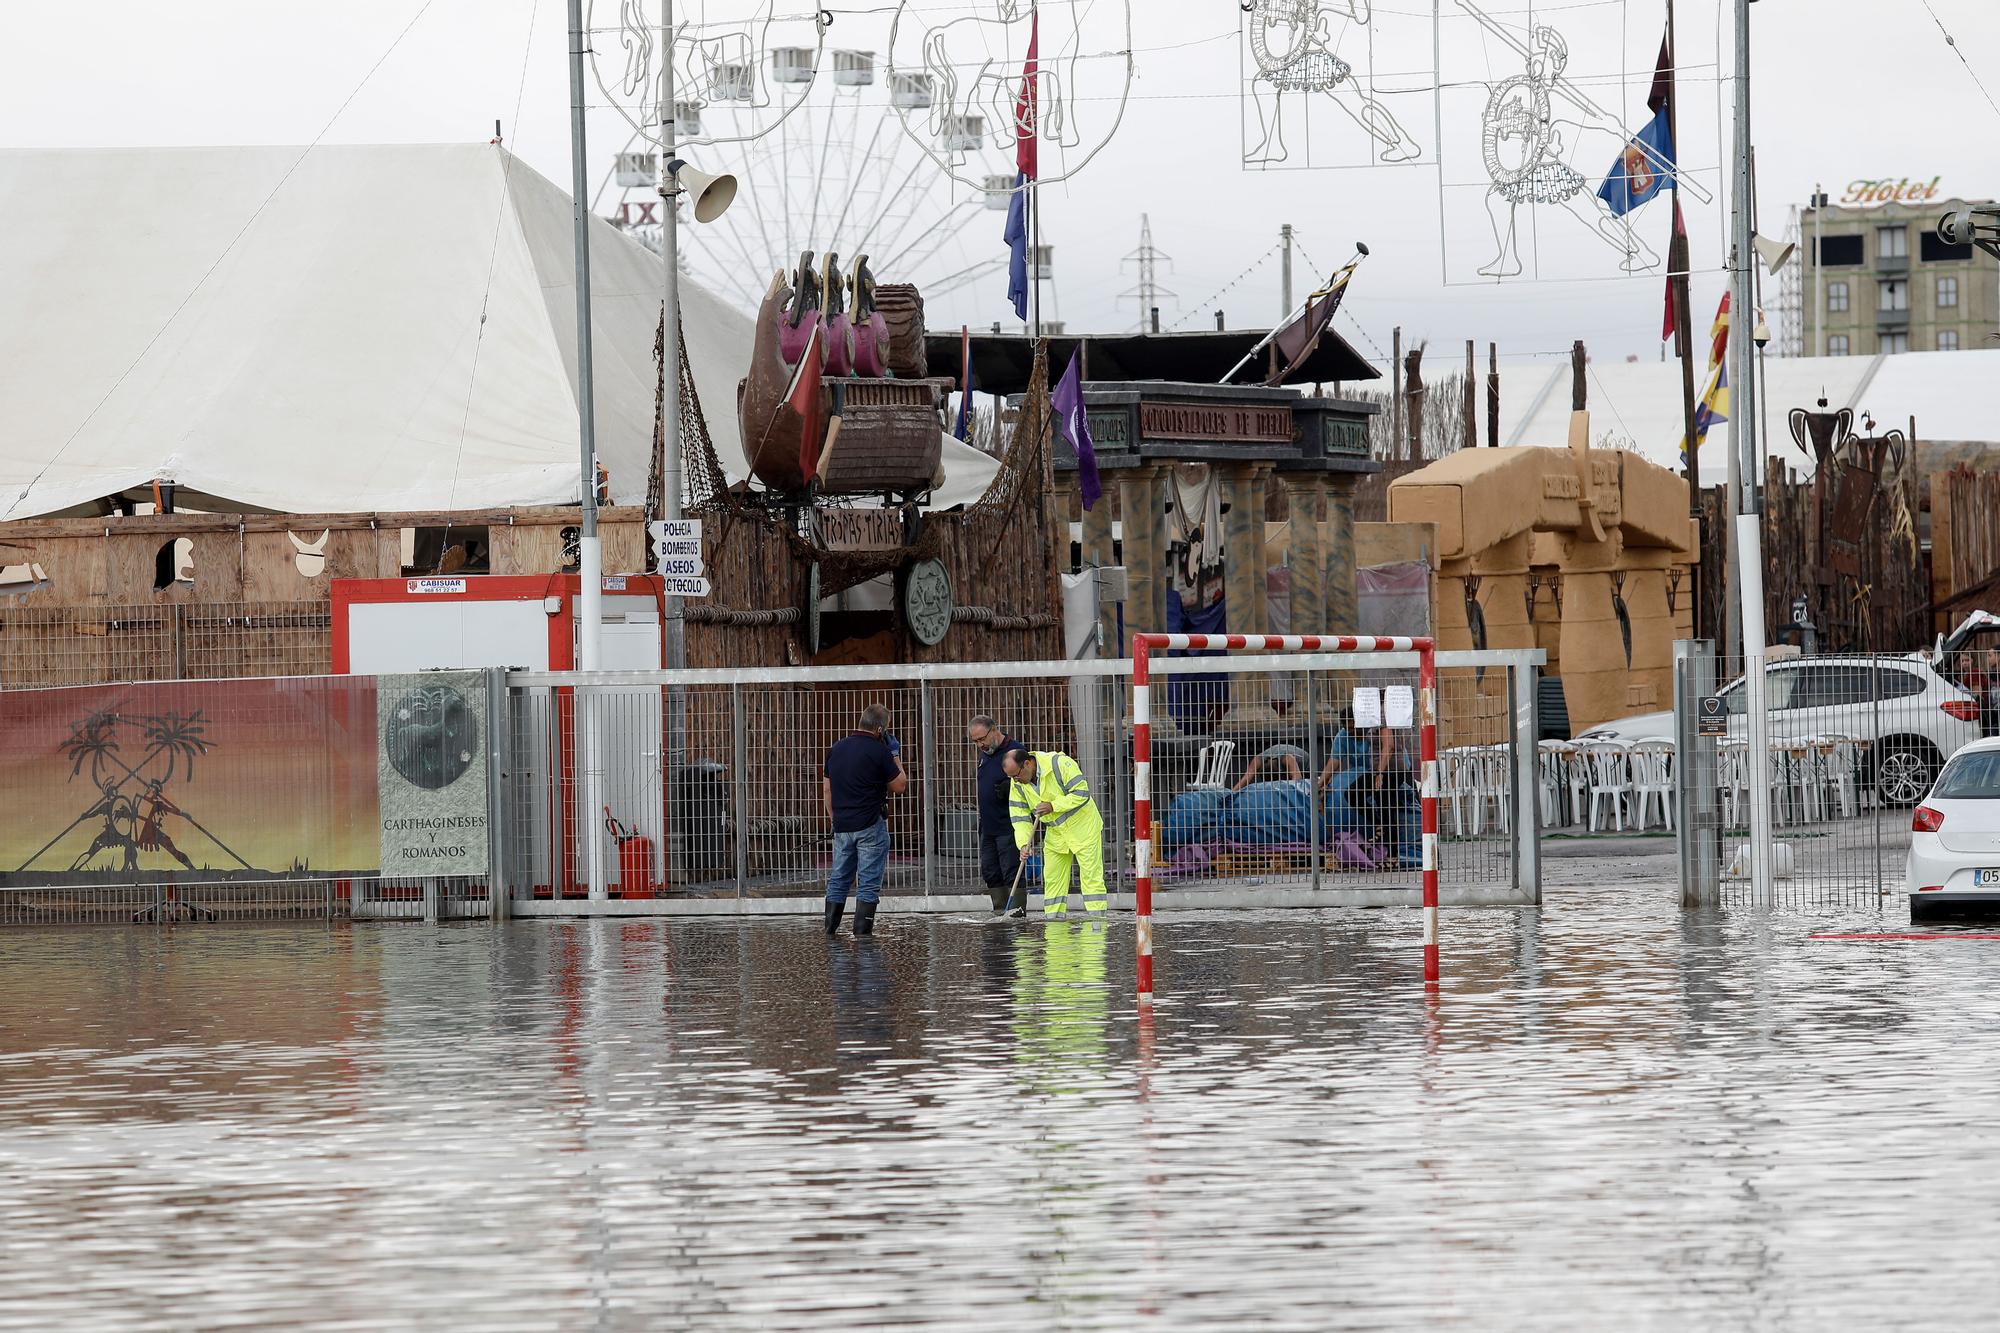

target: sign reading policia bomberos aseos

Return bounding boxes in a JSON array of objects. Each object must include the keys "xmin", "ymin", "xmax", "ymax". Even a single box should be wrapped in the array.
[{"xmin": 375, "ymin": 672, "xmax": 488, "ymax": 875}]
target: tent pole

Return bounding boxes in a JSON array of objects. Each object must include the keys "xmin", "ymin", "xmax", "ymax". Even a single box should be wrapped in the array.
[{"xmin": 568, "ymin": 0, "xmax": 607, "ymax": 900}]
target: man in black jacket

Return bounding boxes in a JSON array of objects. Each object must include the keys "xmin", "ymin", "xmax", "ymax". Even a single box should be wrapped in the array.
[{"xmin": 967, "ymin": 714, "xmax": 1029, "ymax": 912}]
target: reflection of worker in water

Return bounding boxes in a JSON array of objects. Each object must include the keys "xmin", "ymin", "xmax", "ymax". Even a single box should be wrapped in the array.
[
  {"xmin": 1013, "ymin": 920, "xmax": 1110, "ymax": 1095},
  {"xmin": 136, "ymin": 781, "xmax": 197, "ymax": 872},
  {"xmin": 72, "ymin": 782, "xmax": 139, "ymax": 872}
]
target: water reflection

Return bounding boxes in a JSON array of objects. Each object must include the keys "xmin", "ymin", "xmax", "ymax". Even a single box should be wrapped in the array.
[{"xmin": 5, "ymin": 892, "xmax": 2000, "ymax": 1328}]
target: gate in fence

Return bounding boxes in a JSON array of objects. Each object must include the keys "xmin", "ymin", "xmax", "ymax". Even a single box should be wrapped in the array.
[{"xmin": 1672, "ymin": 639, "xmax": 1973, "ymax": 909}]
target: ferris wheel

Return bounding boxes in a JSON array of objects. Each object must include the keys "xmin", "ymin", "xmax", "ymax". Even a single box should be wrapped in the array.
[{"xmin": 593, "ymin": 2, "xmax": 1006, "ymax": 315}]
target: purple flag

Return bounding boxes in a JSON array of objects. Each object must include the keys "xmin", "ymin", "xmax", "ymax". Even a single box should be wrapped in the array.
[{"xmin": 1051, "ymin": 348, "xmax": 1100, "ymax": 511}]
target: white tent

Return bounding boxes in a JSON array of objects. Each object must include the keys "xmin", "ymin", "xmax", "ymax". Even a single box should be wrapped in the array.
[
  {"xmin": 0, "ymin": 144, "xmax": 997, "ymax": 520},
  {"xmin": 1497, "ymin": 347, "xmax": 2000, "ymax": 482}
]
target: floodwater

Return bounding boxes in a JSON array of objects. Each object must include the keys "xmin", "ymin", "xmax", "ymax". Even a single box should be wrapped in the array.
[{"xmin": 4, "ymin": 889, "xmax": 1999, "ymax": 1330}]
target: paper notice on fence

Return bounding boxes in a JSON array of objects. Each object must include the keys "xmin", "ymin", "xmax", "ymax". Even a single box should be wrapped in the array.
[
  {"xmin": 1384, "ymin": 685, "xmax": 1415, "ymax": 729},
  {"xmin": 376, "ymin": 671, "xmax": 489, "ymax": 877},
  {"xmin": 1352, "ymin": 687, "xmax": 1382, "ymax": 729}
]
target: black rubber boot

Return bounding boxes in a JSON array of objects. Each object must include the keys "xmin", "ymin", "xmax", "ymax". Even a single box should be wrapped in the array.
[
  {"xmin": 987, "ymin": 886, "xmax": 1009, "ymax": 913},
  {"xmin": 855, "ymin": 901, "xmax": 878, "ymax": 936},
  {"xmin": 824, "ymin": 900, "xmax": 845, "ymax": 935}
]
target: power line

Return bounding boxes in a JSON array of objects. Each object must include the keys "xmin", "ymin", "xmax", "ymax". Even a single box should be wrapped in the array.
[
  {"xmin": 1171, "ymin": 241, "xmax": 1281, "ymax": 331},
  {"xmin": 1915, "ymin": 0, "xmax": 2000, "ymax": 117}
]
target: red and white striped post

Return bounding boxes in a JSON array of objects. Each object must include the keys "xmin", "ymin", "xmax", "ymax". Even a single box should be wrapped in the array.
[{"xmin": 1130, "ymin": 633, "xmax": 1440, "ymax": 1003}]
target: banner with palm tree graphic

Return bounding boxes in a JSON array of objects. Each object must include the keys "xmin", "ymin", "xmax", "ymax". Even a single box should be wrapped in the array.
[{"xmin": 0, "ymin": 678, "xmax": 383, "ymax": 884}]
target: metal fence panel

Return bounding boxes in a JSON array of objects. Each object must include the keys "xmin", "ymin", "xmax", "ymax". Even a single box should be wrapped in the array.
[{"xmin": 1669, "ymin": 644, "xmax": 1985, "ymax": 909}]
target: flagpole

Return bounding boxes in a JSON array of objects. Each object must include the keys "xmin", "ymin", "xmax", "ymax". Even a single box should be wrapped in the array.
[
  {"xmin": 1028, "ymin": 0, "xmax": 1041, "ymax": 342},
  {"xmin": 1665, "ymin": 0, "xmax": 1704, "ymax": 642}
]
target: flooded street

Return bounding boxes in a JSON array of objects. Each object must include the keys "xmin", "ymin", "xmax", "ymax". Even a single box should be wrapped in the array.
[{"xmin": 5, "ymin": 888, "xmax": 2000, "ymax": 1330}]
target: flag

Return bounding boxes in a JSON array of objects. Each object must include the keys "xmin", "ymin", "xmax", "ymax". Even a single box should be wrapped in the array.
[
  {"xmin": 1266, "ymin": 263, "xmax": 1356, "ymax": 386},
  {"xmin": 1051, "ymin": 348, "xmax": 1101, "ymax": 511},
  {"xmin": 1598, "ymin": 109, "xmax": 1675, "ymax": 217},
  {"xmin": 1707, "ymin": 291, "xmax": 1731, "ymax": 368},
  {"xmin": 785, "ymin": 324, "xmax": 823, "ymax": 483},
  {"xmin": 1646, "ymin": 31, "xmax": 1673, "ymax": 115},
  {"xmin": 1663, "ymin": 200, "xmax": 1687, "ymax": 343},
  {"xmin": 1014, "ymin": 12, "xmax": 1039, "ymax": 179},
  {"xmin": 1004, "ymin": 174, "xmax": 1029, "ymax": 320},
  {"xmin": 1003, "ymin": 14, "xmax": 1038, "ymax": 322},
  {"xmin": 1682, "ymin": 357, "xmax": 1729, "ymax": 464},
  {"xmin": 952, "ymin": 326, "xmax": 974, "ymax": 441}
]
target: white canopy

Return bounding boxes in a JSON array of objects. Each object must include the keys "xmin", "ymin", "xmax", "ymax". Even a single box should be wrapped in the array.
[
  {"xmin": 1498, "ymin": 347, "xmax": 2000, "ymax": 481},
  {"xmin": 0, "ymin": 144, "xmax": 997, "ymax": 520}
]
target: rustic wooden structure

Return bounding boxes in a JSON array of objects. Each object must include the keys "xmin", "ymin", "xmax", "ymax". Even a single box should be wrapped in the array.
[
  {"xmin": 1930, "ymin": 465, "xmax": 2000, "ymax": 634},
  {"xmin": 0, "ymin": 506, "xmax": 642, "ymax": 687}
]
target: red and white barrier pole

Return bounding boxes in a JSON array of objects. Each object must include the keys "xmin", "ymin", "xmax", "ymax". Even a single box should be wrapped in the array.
[
  {"xmin": 1417, "ymin": 641, "xmax": 1440, "ymax": 987},
  {"xmin": 1128, "ymin": 633, "xmax": 1440, "ymax": 1002},
  {"xmin": 1133, "ymin": 635, "xmax": 1156, "ymax": 1007}
]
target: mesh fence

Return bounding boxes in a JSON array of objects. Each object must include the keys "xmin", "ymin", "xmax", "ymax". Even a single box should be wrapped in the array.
[
  {"xmin": 1669, "ymin": 650, "xmax": 1987, "ymax": 908},
  {"xmin": 501, "ymin": 655, "xmax": 1532, "ymax": 905}
]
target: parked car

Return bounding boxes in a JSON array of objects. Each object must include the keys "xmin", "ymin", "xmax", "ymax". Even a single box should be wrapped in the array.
[
  {"xmin": 1908, "ymin": 739, "xmax": 2000, "ymax": 919},
  {"xmin": 1576, "ymin": 656, "xmax": 1982, "ymax": 806}
]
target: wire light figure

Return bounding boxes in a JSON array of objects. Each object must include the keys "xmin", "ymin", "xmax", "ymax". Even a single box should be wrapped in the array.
[
  {"xmin": 1243, "ymin": 0, "xmax": 1420, "ymax": 166},
  {"xmin": 1450, "ymin": 2, "xmax": 1710, "ymax": 279}
]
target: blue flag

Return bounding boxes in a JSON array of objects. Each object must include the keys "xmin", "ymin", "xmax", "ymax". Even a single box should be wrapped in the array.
[
  {"xmin": 1598, "ymin": 109, "xmax": 1675, "ymax": 218},
  {"xmin": 1003, "ymin": 172, "xmax": 1029, "ymax": 320},
  {"xmin": 1051, "ymin": 348, "xmax": 1100, "ymax": 511}
]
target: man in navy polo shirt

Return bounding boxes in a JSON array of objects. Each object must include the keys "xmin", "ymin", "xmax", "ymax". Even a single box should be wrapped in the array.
[
  {"xmin": 822, "ymin": 703, "xmax": 908, "ymax": 936},
  {"xmin": 966, "ymin": 714, "xmax": 1028, "ymax": 913}
]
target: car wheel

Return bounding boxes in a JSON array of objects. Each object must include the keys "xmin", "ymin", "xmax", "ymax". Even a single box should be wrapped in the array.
[{"xmin": 1875, "ymin": 740, "xmax": 1939, "ymax": 808}]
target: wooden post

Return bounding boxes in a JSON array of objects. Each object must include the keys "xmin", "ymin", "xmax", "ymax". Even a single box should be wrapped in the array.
[
  {"xmin": 1390, "ymin": 326, "xmax": 1403, "ymax": 462},
  {"xmin": 1570, "ymin": 340, "xmax": 1587, "ymax": 411},
  {"xmin": 1463, "ymin": 340, "xmax": 1477, "ymax": 453},
  {"xmin": 1405, "ymin": 342, "xmax": 1426, "ymax": 462},
  {"xmin": 1487, "ymin": 342, "xmax": 1500, "ymax": 448}
]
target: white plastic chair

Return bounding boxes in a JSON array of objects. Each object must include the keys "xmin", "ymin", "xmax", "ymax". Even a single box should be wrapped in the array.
[
  {"xmin": 1577, "ymin": 741, "xmax": 1633, "ymax": 833},
  {"xmin": 1440, "ymin": 748, "xmax": 1479, "ymax": 835},
  {"xmin": 1716, "ymin": 741, "xmax": 1748, "ymax": 828},
  {"xmin": 1190, "ymin": 739, "xmax": 1236, "ymax": 791},
  {"xmin": 1564, "ymin": 745, "xmax": 1591, "ymax": 829},
  {"xmin": 1536, "ymin": 740, "xmax": 1570, "ymax": 827},
  {"xmin": 1473, "ymin": 745, "xmax": 1512, "ymax": 835},
  {"xmin": 1630, "ymin": 738, "xmax": 1676, "ymax": 831},
  {"xmin": 1815, "ymin": 734, "xmax": 1860, "ymax": 819}
]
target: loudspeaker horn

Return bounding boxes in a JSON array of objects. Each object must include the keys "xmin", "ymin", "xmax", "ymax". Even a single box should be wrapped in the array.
[
  {"xmin": 671, "ymin": 162, "xmax": 738, "ymax": 223},
  {"xmin": 1751, "ymin": 232, "xmax": 1796, "ymax": 275}
]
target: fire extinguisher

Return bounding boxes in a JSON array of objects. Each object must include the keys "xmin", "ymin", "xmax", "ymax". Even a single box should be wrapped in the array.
[{"xmin": 602, "ymin": 806, "xmax": 656, "ymax": 899}]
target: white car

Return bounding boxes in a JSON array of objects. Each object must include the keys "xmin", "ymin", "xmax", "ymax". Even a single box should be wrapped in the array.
[
  {"xmin": 1576, "ymin": 656, "xmax": 1982, "ymax": 806},
  {"xmin": 1908, "ymin": 739, "xmax": 2000, "ymax": 919}
]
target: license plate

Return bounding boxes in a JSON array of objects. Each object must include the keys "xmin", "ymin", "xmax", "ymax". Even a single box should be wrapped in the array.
[{"xmin": 1978, "ymin": 869, "xmax": 2000, "ymax": 888}]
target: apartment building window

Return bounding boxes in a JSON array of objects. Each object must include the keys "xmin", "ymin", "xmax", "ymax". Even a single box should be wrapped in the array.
[
  {"xmin": 1881, "ymin": 331, "xmax": 1909, "ymax": 354},
  {"xmin": 1877, "ymin": 225, "xmax": 1908, "ymax": 260},
  {"xmin": 1878, "ymin": 279, "xmax": 1908, "ymax": 312},
  {"xmin": 1827, "ymin": 281, "xmax": 1849, "ymax": 312},
  {"xmin": 1938, "ymin": 275, "xmax": 1959, "ymax": 308},
  {"xmin": 1939, "ymin": 330, "xmax": 1960, "ymax": 352},
  {"xmin": 1922, "ymin": 232, "xmax": 1975, "ymax": 262},
  {"xmin": 1828, "ymin": 335, "xmax": 1849, "ymax": 356},
  {"xmin": 1817, "ymin": 234, "xmax": 1864, "ymax": 266}
]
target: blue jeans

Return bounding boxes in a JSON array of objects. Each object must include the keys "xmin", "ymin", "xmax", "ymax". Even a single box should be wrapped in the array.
[{"xmin": 826, "ymin": 818, "xmax": 890, "ymax": 906}]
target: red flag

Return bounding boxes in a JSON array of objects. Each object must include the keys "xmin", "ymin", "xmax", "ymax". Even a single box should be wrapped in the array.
[
  {"xmin": 788, "ymin": 326, "xmax": 823, "ymax": 483},
  {"xmin": 1707, "ymin": 292, "xmax": 1731, "ymax": 369},
  {"xmin": 1663, "ymin": 199, "xmax": 1687, "ymax": 342},
  {"xmin": 1646, "ymin": 31, "xmax": 1673, "ymax": 115},
  {"xmin": 1014, "ymin": 12, "xmax": 1039, "ymax": 180}
]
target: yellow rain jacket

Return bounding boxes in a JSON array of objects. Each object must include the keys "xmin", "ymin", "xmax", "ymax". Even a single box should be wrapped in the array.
[{"xmin": 1008, "ymin": 750, "xmax": 1107, "ymax": 914}]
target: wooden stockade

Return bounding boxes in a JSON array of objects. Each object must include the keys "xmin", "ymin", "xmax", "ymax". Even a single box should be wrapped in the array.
[
  {"xmin": 0, "ymin": 507, "xmax": 643, "ymax": 689},
  {"xmin": 1930, "ymin": 465, "xmax": 2000, "ymax": 632}
]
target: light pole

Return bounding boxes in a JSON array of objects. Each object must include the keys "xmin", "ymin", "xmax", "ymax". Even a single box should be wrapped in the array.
[
  {"xmin": 566, "ymin": 0, "xmax": 609, "ymax": 899},
  {"xmin": 1729, "ymin": 0, "xmax": 1774, "ymax": 907}
]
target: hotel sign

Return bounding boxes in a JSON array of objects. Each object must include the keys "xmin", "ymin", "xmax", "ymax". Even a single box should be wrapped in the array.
[
  {"xmin": 1139, "ymin": 402, "xmax": 1292, "ymax": 444},
  {"xmin": 1839, "ymin": 176, "xmax": 1942, "ymax": 207}
]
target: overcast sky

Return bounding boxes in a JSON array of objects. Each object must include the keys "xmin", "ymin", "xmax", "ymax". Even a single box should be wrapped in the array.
[{"xmin": 6, "ymin": 0, "xmax": 1999, "ymax": 380}]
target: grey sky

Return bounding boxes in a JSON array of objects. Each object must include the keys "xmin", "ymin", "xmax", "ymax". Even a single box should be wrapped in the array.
[{"xmin": 5, "ymin": 0, "xmax": 1998, "ymax": 377}]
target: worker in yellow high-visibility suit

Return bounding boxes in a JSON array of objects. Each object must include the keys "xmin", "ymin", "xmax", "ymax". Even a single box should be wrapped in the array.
[{"xmin": 1002, "ymin": 749, "xmax": 1108, "ymax": 917}]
